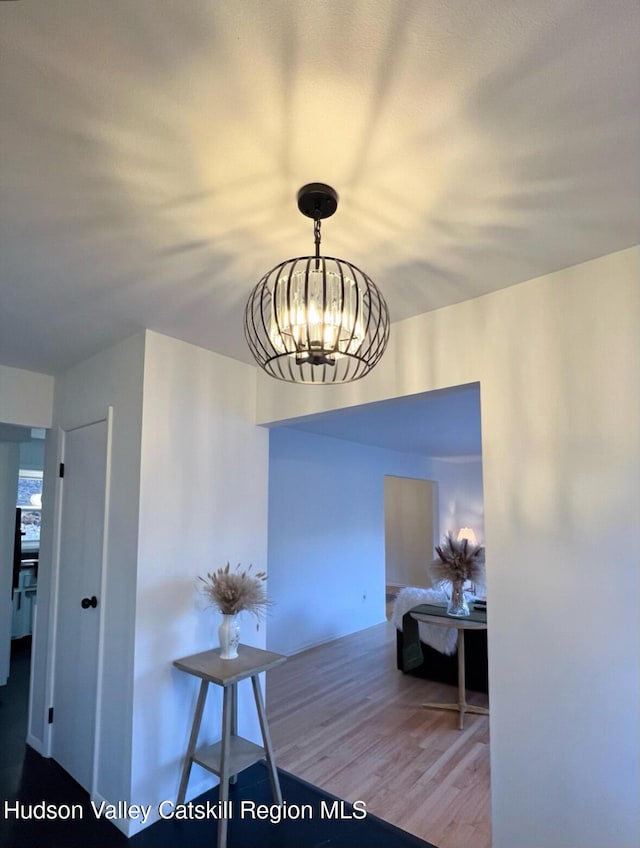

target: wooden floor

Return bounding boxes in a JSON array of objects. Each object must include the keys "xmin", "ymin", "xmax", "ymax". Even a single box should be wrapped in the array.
[{"xmin": 266, "ymin": 620, "xmax": 491, "ymax": 848}]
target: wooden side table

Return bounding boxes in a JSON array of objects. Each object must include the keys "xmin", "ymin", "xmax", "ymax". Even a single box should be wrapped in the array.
[
  {"xmin": 410, "ymin": 604, "xmax": 489, "ymax": 730},
  {"xmin": 173, "ymin": 643, "xmax": 286, "ymax": 848}
]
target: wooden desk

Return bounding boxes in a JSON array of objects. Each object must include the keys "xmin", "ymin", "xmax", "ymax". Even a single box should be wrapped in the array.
[
  {"xmin": 174, "ymin": 644, "xmax": 286, "ymax": 848},
  {"xmin": 410, "ymin": 604, "xmax": 488, "ymax": 730}
]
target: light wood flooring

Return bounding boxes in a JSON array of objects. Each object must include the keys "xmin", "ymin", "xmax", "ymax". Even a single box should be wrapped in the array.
[{"xmin": 266, "ymin": 620, "xmax": 491, "ymax": 848}]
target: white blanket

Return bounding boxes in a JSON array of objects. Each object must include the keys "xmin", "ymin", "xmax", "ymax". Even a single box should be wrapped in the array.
[{"xmin": 391, "ymin": 587, "xmax": 459, "ymax": 656}]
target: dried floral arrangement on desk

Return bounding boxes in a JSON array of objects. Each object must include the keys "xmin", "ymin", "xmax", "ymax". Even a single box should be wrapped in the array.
[
  {"xmin": 199, "ymin": 563, "xmax": 271, "ymax": 659},
  {"xmin": 199, "ymin": 562, "xmax": 270, "ymax": 617},
  {"xmin": 429, "ymin": 534, "xmax": 485, "ymax": 617}
]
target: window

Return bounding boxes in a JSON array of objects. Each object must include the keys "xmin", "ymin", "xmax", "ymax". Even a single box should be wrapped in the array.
[{"xmin": 17, "ymin": 469, "xmax": 43, "ymax": 552}]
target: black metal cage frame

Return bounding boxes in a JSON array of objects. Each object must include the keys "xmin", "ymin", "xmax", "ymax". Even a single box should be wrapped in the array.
[{"xmin": 244, "ymin": 253, "xmax": 390, "ymax": 384}]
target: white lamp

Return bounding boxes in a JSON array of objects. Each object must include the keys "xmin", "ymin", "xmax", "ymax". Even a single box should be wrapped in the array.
[{"xmin": 457, "ymin": 527, "xmax": 477, "ymax": 545}]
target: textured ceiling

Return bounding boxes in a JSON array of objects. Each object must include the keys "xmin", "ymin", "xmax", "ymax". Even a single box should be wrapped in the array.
[{"xmin": 1, "ymin": 0, "xmax": 639, "ymax": 376}]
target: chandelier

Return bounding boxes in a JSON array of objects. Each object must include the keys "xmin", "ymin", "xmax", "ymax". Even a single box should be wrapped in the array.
[{"xmin": 244, "ymin": 183, "xmax": 390, "ymax": 384}]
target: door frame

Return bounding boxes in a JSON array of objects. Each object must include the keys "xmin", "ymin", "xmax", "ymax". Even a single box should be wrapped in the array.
[{"xmin": 39, "ymin": 407, "xmax": 113, "ymax": 798}]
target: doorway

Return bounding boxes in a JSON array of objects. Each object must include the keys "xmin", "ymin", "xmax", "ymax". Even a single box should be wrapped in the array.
[
  {"xmin": 384, "ymin": 475, "xmax": 438, "ymax": 589},
  {"xmin": 0, "ymin": 427, "xmax": 46, "ymax": 688}
]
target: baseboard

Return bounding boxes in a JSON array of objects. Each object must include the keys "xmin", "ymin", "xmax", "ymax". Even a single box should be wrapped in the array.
[
  {"xmin": 280, "ymin": 618, "xmax": 388, "ymax": 657},
  {"xmin": 90, "ymin": 790, "xmax": 131, "ymax": 837},
  {"xmin": 26, "ymin": 732, "xmax": 44, "ymax": 755}
]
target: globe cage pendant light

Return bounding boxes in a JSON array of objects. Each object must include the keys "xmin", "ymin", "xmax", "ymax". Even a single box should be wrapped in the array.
[{"xmin": 244, "ymin": 183, "xmax": 390, "ymax": 384}]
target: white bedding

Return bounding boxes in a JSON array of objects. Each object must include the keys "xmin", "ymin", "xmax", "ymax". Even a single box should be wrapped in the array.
[{"xmin": 391, "ymin": 586, "xmax": 459, "ymax": 656}]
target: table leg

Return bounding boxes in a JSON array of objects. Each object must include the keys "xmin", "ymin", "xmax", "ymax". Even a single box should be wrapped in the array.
[
  {"xmin": 217, "ymin": 684, "xmax": 233, "ymax": 848},
  {"xmin": 251, "ymin": 674, "xmax": 282, "ymax": 805},
  {"xmin": 230, "ymin": 681, "xmax": 238, "ymax": 786},
  {"xmin": 177, "ymin": 679, "xmax": 208, "ymax": 805},
  {"xmin": 457, "ymin": 629, "xmax": 467, "ymax": 730},
  {"xmin": 421, "ymin": 629, "xmax": 489, "ymax": 729}
]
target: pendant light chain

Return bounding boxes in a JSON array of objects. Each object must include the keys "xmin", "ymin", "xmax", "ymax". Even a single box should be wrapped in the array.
[{"xmin": 314, "ymin": 217, "xmax": 322, "ymax": 264}]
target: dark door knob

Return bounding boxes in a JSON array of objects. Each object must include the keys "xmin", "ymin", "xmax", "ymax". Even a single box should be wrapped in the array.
[{"xmin": 81, "ymin": 595, "xmax": 98, "ymax": 609}]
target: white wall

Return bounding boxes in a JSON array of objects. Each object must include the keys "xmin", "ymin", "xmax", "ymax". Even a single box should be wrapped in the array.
[
  {"xmin": 0, "ymin": 364, "xmax": 54, "ymax": 428},
  {"xmin": 267, "ymin": 427, "xmax": 432, "ymax": 655},
  {"xmin": 0, "ymin": 443, "xmax": 20, "ymax": 686},
  {"xmin": 29, "ymin": 330, "xmax": 270, "ymax": 838},
  {"xmin": 19, "ymin": 438, "xmax": 45, "ymax": 471},
  {"xmin": 426, "ymin": 456, "xmax": 484, "ymax": 542},
  {"xmin": 256, "ymin": 247, "xmax": 640, "ymax": 848},
  {"xmin": 129, "ymin": 331, "xmax": 269, "ymax": 834},
  {"xmin": 31, "ymin": 333, "xmax": 146, "ymax": 810}
]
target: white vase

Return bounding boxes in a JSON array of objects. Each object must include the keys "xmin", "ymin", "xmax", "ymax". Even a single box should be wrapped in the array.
[{"xmin": 218, "ymin": 614, "xmax": 240, "ymax": 659}]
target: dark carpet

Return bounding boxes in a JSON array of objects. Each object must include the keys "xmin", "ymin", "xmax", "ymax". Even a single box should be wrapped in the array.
[{"xmin": 1, "ymin": 638, "xmax": 438, "ymax": 847}]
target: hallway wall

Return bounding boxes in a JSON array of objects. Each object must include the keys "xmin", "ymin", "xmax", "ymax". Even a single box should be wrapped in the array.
[{"xmin": 255, "ymin": 246, "xmax": 640, "ymax": 848}]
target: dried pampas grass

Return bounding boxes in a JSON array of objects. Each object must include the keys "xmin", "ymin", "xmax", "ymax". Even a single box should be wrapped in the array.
[
  {"xmin": 199, "ymin": 563, "xmax": 271, "ymax": 618},
  {"xmin": 430, "ymin": 534, "xmax": 485, "ymax": 585}
]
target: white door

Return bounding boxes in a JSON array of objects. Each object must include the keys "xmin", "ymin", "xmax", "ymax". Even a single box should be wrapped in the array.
[
  {"xmin": 384, "ymin": 476, "xmax": 438, "ymax": 588},
  {"xmin": 52, "ymin": 419, "xmax": 107, "ymax": 790}
]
